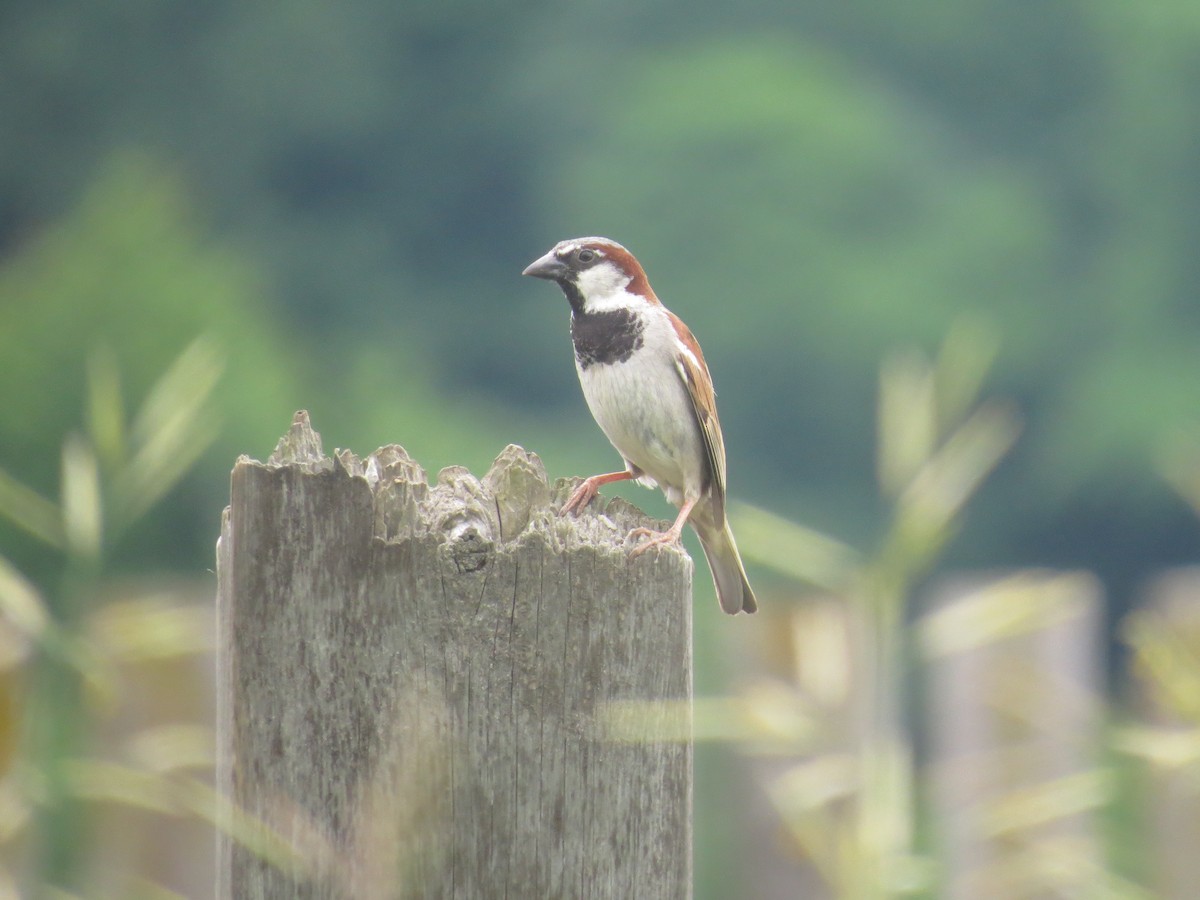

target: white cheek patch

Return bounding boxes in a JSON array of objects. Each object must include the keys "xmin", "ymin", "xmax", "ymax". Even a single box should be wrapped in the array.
[
  {"xmin": 577, "ymin": 264, "xmax": 646, "ymax": 314},
  {"xmin": 576, "ymin": 263, "xmax": 627, "ymax": 296}
]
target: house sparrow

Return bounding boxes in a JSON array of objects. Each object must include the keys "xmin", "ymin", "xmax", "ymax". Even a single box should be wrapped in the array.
[{"xmin": 522, "ymin": 237, "xmax": 757, "ymax": 615}]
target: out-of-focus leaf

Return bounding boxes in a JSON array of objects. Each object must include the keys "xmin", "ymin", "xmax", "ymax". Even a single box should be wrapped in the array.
[
  {"xmin": 177, "ymin": 778, "xmax": 312, "ymax": 878},
  {"xmin": 0, "ymin": 774, "xmax": 31, "ymax": 842},
  {"xmin": 344, "ymin": 697, "xmax": 454, "ymax": 900},
  {"xmin": 884, "ymin": 854, "xmax": 938, "ymax": 895},
  {"xmin": 0, "ymin": 468, "xmax": 63, "ymax": 550},
  {"xmin": 920, "ymin": 572, "xmax": 1096, "ymax": 658},
  {"xmin": 0, "ymin": 555, "xmax": 49, "ymax": 646},
  {"xmin": 596, "ymin": 699, "xmax": 692, "ymax": 743},
  {"xmin": 86, "ymin": 346, "xmax": 126, "ymax": 472},
  {"xmin": 127, "ymin": 724, "xmax": 215, "ymax": 773},
  {"xmin": 981, "ymin": 769, "xmax": 1111, "ymax": 836},
  {"xmin": 1160, "ymin": 425, "xmax": 1200, "ymax": 518},
  {"xmin": 0, "ymin": 560, "xmax": 43, "ymax": 771},
  {"xmin": 856, "ymin": 740, "xmax": 916, "ymax": 872},
  {"xmin": 128, "ymin": 336, "xmax": 223, "ymax": 451},
  {"xmin": 772, "ymin": 754, "xmax": 857, "ymax": 814},
  {"xmin": 1112, "ymin": 725, "xmax": 1200, "ymax": 768},
  {"xmin": 0, "ymin": 867, "xmax": 20, "ymax": 900},
  {"xmin": 113, "ymin": 410, "xmax": 219, "ymax": 532},
  {"xmin": 699, "ymin": 683, "xmax": 822, "ymax": 750},
  {"xmin": 877, "ymin": 350, "xmax": 936, "ymax": 498},
  {"xmin": 61, "ymin": 434, "xmax": 103, "ymax": 562},
  {"xmin": 62, "ymin": 759, "xmax": 178, "ymax": 814},
  {"xmin": 933, "ymin": 317, "xmax": 1000, "ymax": 435},
  {"xmin": 962, "ymin": 834, "xmax": 1153, "ymax": 900},
  {"xmin": 730, "ymin": 503, "xmax": 861, "ymax": 591},
  {"xmin": 884, "ymin": 401, "xmax": 1021, "ymax": 575},
  {"xmin": 1123, "ymin": 608, "xmax": 1200, "ymax": 723},
  {"xmin": 67, "ymin": 636, "xmax": 122, "ymax": 715},
  {"xmin": 729, "ymin": 680, "xmax": 822, "ymax": 749},
  {"xmin": 791, "ymin": 603, "xmax": 850, "ymax": 709},
  {"xmin": 88, "ymin": 597, "xmax": 213, "ymax": 663},
  {"xmin": 112, "ymin": 336, "xmax": 223, "ymax": 530}
]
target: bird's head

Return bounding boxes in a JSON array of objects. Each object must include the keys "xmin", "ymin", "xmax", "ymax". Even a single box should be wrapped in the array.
[{"xmin": 522, "ymin": 237, "xmax": 656, "ymax": 314}]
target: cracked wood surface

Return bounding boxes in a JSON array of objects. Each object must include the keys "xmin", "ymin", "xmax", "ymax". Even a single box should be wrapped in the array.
[{"xmin": 216, "ymin": 411, "xmax": 693, "ymax": 899}]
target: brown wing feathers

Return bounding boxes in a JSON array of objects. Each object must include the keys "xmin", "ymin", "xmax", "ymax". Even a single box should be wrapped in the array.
[{"xmin": 667, "ymin": 310, "xmax": 727, "ymax": 527}]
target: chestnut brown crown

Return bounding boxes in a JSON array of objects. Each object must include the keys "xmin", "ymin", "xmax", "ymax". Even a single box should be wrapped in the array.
[{"xmin": 522, "ymin": 237, "xmax": 655, "ymax": 303}]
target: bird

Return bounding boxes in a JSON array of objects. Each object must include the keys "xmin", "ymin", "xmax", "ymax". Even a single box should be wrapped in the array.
[{"xmin": 522, "ymin": 237, "xmax": 757, "ymax": 615}]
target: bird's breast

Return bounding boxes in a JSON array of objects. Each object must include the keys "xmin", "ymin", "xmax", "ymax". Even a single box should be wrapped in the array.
[
  {"xmin": 570, "ymin": 308, "xmax": 645, "ymax": 369},
  {"xmin": 573, "ymin": 315, "xmax": 707, "ymax": 500}
]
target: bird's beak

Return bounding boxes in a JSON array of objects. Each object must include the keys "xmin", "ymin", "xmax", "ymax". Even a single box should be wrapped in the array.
[{"xmin": 522, "ymin": 250, "xmax": 567, "ymax": 280}]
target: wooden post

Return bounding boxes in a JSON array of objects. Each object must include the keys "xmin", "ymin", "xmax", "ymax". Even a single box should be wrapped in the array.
[
  {"xmin": 921, "ymin": 571, "xmax": 1104, "ymax": 898},
  {"xmin": 1129, "ymin": 568, "xmax": 1200, "ymax": 899},
  {"xmin": 216, "ymin": 412, "xmax": 694, "ymax": 899}
]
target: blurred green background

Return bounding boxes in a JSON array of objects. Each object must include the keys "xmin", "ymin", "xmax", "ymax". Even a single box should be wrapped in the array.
[{"xmin": 3, "ymin": 0, "xmax": 1200, "ymax": 896}]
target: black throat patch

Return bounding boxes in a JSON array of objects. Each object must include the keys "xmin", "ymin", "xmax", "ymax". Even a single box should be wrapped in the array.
[{"xmin": 570, "ymin": 308, "xmax": 645, "ymax": 369}]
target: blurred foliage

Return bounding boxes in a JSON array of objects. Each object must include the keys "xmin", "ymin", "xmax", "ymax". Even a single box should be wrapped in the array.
[
  {"xmin": 1116, "ymin": 571, "xmax": 1200, "ymax": 898},
  {"xmin": 1160, "ymin": 424, "xmax": 1200, "ymax": 522},
  {"xmin": 0, "ymin": 342, "xmax": 221, "ymax": 894},
  {"xmin": 693, "ymin": 334, "xmax": 1182, "ymax": 897},
  {"xmin": 0, "ymin": 153, "xmax": 299, "ymax": 581},
  {"xmin": 723, "ymin": 326, "xmax": 1018, "ymax": 897},
  {"xmin": 0, "ymin": 152, "xmax": 578, "ymax": 579},
  {"xmin": 0, "ymin": 345, "xmax": 304, "ymax": 896}
]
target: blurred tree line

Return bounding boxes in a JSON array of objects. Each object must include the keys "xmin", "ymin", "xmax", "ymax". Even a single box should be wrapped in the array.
[{"xmin": 3, "ymin": 2, "xmax": 1199, "ymax": 640}]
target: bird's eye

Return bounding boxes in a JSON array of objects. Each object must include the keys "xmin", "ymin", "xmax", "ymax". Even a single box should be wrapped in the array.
[{"xmin": 577, "ymin": 248, "xmax": 596, "ymax": 264}]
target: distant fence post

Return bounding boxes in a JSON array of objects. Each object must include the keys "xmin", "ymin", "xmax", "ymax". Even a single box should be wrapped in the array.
[
  {"xmin": 1129, "ymin": 567, "xmax": 1200, "ymax": 899},
  {"xmin": 215, "ymin": 412, "xmax": 694, "ymax": 899},
  {"xmin": 920, "ymin": 571, "xmax": 1104, "ymax": 899}
]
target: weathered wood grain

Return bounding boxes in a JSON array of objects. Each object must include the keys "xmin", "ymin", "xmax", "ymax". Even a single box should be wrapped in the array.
[{"xmin": 216, "ymin": 412, "xmax": 693, "ymax": 899}]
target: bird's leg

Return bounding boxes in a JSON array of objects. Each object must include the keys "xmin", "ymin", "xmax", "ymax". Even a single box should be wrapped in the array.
[
  {"xmin": 628, "ymin": 496, "xmax": 698, "ymax": 557},
  {"xmin": 561, "ymin": 470, "xmax": 634, "ymax": 516}
]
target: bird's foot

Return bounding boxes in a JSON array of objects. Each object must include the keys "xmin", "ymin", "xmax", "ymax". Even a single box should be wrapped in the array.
[
  {"xmin": 627, "ymin": 525, "xmax": 684, "ymax": 558},
  {"xmin": 561, "ymin": 477, "xmax": 603, "ymax": 516},
  {"xmin": 560, "ymin": 470, "xmax": 634, "ymax": 516}
]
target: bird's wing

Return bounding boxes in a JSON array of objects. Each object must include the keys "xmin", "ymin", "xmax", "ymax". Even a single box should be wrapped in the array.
[{"xmin": 667, "ymin": 309, "xmax": 727, "ymax": 527}]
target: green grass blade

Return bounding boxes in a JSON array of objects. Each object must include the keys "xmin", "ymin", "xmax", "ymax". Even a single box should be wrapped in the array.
[
  {"xmin": 731, "ymin": 502, "xmax": 862, "ymax": 590},
  {"xmin": 0, "ymin": 554, "xmax": 50, "ymax": 644},
  {"xmin": 61, "ymin": 435, "xmax": 102, "ymax": 562},
  {"xmin": 0, "ymin": 468, "xmax": 64, "ymax": 549},
  {"xmin": 85, "ymin": 346, "xmax": 126, "ymax": 472}
]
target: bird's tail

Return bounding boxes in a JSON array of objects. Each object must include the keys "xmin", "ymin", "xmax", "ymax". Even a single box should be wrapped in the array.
[{"xmin": 696, "ymin": 522, "xmax": 757, "ymax": 615}]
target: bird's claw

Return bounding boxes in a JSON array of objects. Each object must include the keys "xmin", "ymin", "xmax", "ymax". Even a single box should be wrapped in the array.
[
  {"xmin": 560, "ymin": 479, "xmax": 599, "ymax": 516},
  {"xmin": 627, "ymin": 526, "xmax": 682, "ymax": 558}
]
